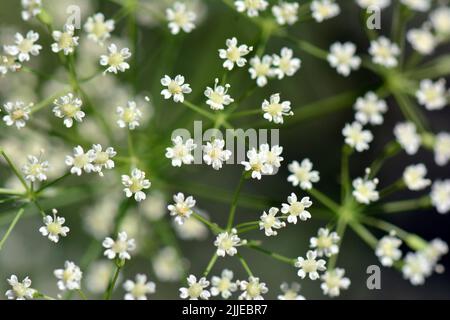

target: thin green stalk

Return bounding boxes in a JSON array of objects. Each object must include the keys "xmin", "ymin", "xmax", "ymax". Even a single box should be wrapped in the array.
[
  {"xmin": 246, "ymin": 244, "xmax": 295, "ymax": 265},
  {"xmin": 1, "ymin": 150, "xmax": 30, "ymax": 192},
  {"xmin": 237, "ymin": 253, "xmax": 254, "ymax": 277},
  {"xmin": 36, "ymin": 172, "xmax": 70, "ymax": 194},
  {"xmin": 192, "ymin": 213, "xmax": 223, "ymax": 234},
  {"xmin": 327, "ymin": 216, "xmax": 347, "ymax": 270},
  {"xmin": 0, "ymin": 207, "xmax": 25, "ymax": 251},
  {"xmin": 182, "ymin": 100, "xmax": 216, "ymax": 120},
  {"xmin": 203, "ymin": 254, "xmax": 219, "ymax": 277},
  {"xmin": 77, "ymin": 289, "xmax": 88, "ymax": 300},
  {"xmin": 0, "ymin": 188, "xmax": 25, "ymax": 196},
  {"xmin": 379, "ymin": 179, "xmax": 405, "ymax": 199},
  {"xmin": 340, "ymin": 145, "xmax": 352, "ymax": 202},
  {"xmin": 226, "ymin": 171, "xmax": 246, "ymax": 230},
  {"xmin": 237, "ymin": 225, "xmax": 259, "ymax": 234},
  {"xmin": 105, "ymin": 263, "xmax": 122, "ymax": 300},
  {"xmin": 307, "ymin": 188, "xmax": 340, "ymax": 214},
  {"xmin": 360, "ymin": 216, "xmax": 409, "ymax": 239},
  {"xmin": 370, "ymin": 196, "xmax": 431, "ymax": 214},
  {"xmin": 350, "ymin": 222, "xmax": 377, "ymax": 249},
  {"xmin": 369, "ymin": 141, "xmax": 400, "ymax": 178}
]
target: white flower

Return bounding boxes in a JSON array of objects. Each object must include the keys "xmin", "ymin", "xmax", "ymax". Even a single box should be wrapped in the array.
[
  {"xmin": 249, "ymin": 55, "xmax": 275, "ymax": 87},
  {"xmin": 422, "ymin": 238, "xmax": 448, "ymax": 264},
  {"xmin": 281, "ymin": 193, "xmax": 312, "ymax": 224},
  {"xmin": 238, "ymin": 276, "xmax": 268, "ymax": 300},
  {"xmin": 54, "ymin": 261, "xmax": 82, "ymax": 291},
  {"xmin": 4, "ymin": 31, "xmax": 42, "ymax": 62},
  {"xmin": 354, "ymin": 92, "xmax": 388, "ymax": 125},
  {"xmin": 327, "ymin": 42, "xmax": 361, "ymax": 77},
  {"xmin": 203, "ymin": 139, "xmax": 232, "ymax": 170},
  {"xmin": 320, "ymin": 268, "xmax": 350, "ymax": 297},
  {"xmin": 2, "ymin": 101, "xmax": 32, "ymax": 129},
  {"xmin": 39, "ymin": 209, "xmax": 70, "ymax": 243},
  {"xmin": 342, "ymin": 122, "xmax": 373, "ymax": 152},
  {"xmin": 431, "ymin": 180, "xmax": 450, "ymax": 214},
  {"xmin": 295, "ymin": 250, "xmax": 327, "ymax": 280},
  {"xmin": 166, "ymin": 136, "xmax": 197, "ymax": 167},
  {"xmin": 210, "ymin": 269, "xmax": 238, "ymax": 299},
  {"xmin": 219, "ymin": 37, "xmax": 253, "ymax": 70},
  {"xmin": 102, "ymin": 231, "xmax": 136, "ymax": 260},
  {"xmin": 84, "ymin": 13, "xmax": 115, "ymax": 44},
  {"xmin": 234, "ymin": 0, "xmax": 268, "ymax": 17},
  {"xmin": 272, "ymin": 1, "xmax": 299, "ymax": 25},
  {"xmin": 51, "ymin": 24, "xmax": 79, "ymax": 55},
  {"xmin": 5, "ymin": 275, "xmax": 35, "ymax": 300},
  {"xmin": 100, "ymin": 44, "xmax": 131, "ymax": 74},
  {"xmin": 65, "ymin": 145, "xmax": 95, "ymax": 176},
  {"xmin": 214, "ymin": 229, "xmax": 245, "ymax": 257},
  {"xmin": 53, "ymin": 93, "xmax": 85, "ymax": 128},
  {"xmin": 121, "ymin": 168, "xmax": 151, "ymax": 202},
  {"xmin": 259, "ymin": 144, "xmax": 284, "ymax": 171},
  {"xmin": 204, "ymin": 78, "xmax": 234, "ymax": 110},
  {"xmin": 394, "ymin": 122, "xmax": 422, "ymax": 155},
  {"xmin": 430, "ymin": 7, "xmax": 450, "ymax": 36},
  {"xmin": 153, "ymin": 247, "xmax": 184, "ymax": 282},
  {"xmin": 376, "ymin": 234, "xmax": 402, "ymax": 267},
  {"xmin": 0, "ymin": 54, "xmax": 21, "ymax": 75},
  {"xmin": 277, "ymin": 282, "xmax": 305, "ymax": 300},
  {"xmin": 166, "ymin": 2, "xmax": 197, "ymax": 34},
  {"xmin": 22, "ymin": 151, "xmax": 49, "ymax": 182},
  {"xmin": 356, "ymin": 0, "xmax": 391, "ymax": 10},
  {"xmin": 241, "ymin": 147, "xmax": 273, "ymax": 180},
  {"xmin": 160, "ymin": 75, "xmax": 192, "ymax": 103},
  {"xmin": 369, "ymin": 36, "xmax": 400, "ymax": 68},
  {"xmin": 272, "ymin": 47, "xmax": 301, "ymax": 79},
  {"xmin": 174, "ymin": 211, "xmax": 209, "ymax": 240},
  {"xmin": 310, "ymin": 228, "xmax": 339, "ymax": 257},
  {"xmin": 123, "ymin": 274, "xmax": 156, "ymax": 300},
  {"xmin": 310, "ymin": 0, "xmax": 340, "ymax": 23},
  {"xmin": 179, "ymin": 275, "xmax": 210, "ymax": 300},
  {"xmin": 434, "ymin": 132, "xmax": 450, "ymax": 166},
  {"xmin": 287, "ymin": 159, "xmax": 320, "ymax": 190},
  {"xmin": 403, "ymin": 164, "xmax": 431, "ymax": 191},
  {"xmin": 352, "ymin": 175, "xmax": 379, "ymax": 204},
  {"xmin": 116, "ymin": 100, "xmax": 142, "ymax": 130},
  {"xmin": 262, "ymin": 93, "xmax": 293, "ymax": 124},
  {"xmin": 21, "ymin": 0, "xmax": 42, "ymax": 21},
  {"xmin": 407, "ymin": 27, "xmax": 436, "ymax": 55},
  {"xmin": 168, "ymin": 192, "xmax": 196, "ymax": 225},
  {"xmin": 259, "ymin": 207, "xmax": 286, "ymax": 237},
  {"xmin": 416, "ymin": 79, "xmax": 448, "ymax": 111},
  {"xmin": 91, "ymin": 144, "xmax": 116, "ymax": 176},
  {"xmin": 400, "ymin": 0, "xmax": 430, "ymax": 12},
  {"xmin": 402, "ymin": 252, "xmax": 432, "ymax": 285}
]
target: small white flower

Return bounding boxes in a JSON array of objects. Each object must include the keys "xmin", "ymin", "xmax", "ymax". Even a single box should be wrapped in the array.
[
  {"xmin": 22, "ymin": 151, "xmax": 49, "ymax": 182},
  {"xmin": 53, "ymin": 93, "xmax": 85, "ymax": 128},
  {"xmin": 179, "ymin": 275, "xmax": 210, "ymax": 300},
  {"xmin": 249, "ymin": 55, "xmax": 275, "ymax": 87},
  {"xmin": 168, "ymin": 192, "xmax": 196, "ymax": 225},
  {"xmin": 262, "ymin": 93, "xmax": 293, "ymax": 124},
  {"xmin": 2, "ymin": 101, "xmax": 32, "ymax": 129},
  {"xmin": 431, "ymin": 180, "xmax": 450, "ymax": 214},
  {"xmin": 121, "ymin": 168, "xmax": 151, "ymax": 202},
  {"xmin": 204, "ymin": 78, "xmax": 234, "ymax": 110},
  {"xmin": 394, "ymin": 122, "xmax": 422, "ymax": 155},
  {"xmin": 174, "ymin": 211, "xmax": 209, "ymax": 240},
  {"xmin": 281, "ymin": 193, "xmax": 312, "ymax": 224},
  {"xmin": 416, "ymin": 79, "xmax": 448, "ymax": 111},
  {"xmin": 376, "ymin": 234, "xmax": 402, "ymax": 267},
  {"xmin": 5, "ymin": 275, "xmax": 35, "ymax": 300},
  {"xmin": 352, "ymin": 175, "xmax": 379, "ymax": 204},
  {"xmin": 310, "ymin": 0, "xmax": 340, "ymax": 23},
  {"xmin": 422, "ymin": 238, "xmax": 448, "ymax": 264},
  {"xmin": 342, "ymin": 122, "xmax": 373, "ymax": 152},
  {"xmin": 54, "ymin": 261, "xmax": 82, "ymax": 291},
  {"xmin": 4, "ymin": 30, "xmax": 42, "ymax": 62},
  {"xmin": 277, "ymin": 282, "xmax": 305, "ymax": 300},
  {"xmin": 354, "ymin": 92, "xmax": 388, "ymax": 126},
  {"xmin": 234, "ymin": 0, "xmax": 268, "ymax": 17},
  {"xmin": 116, "ymin": 100, "xmax": 142, "ymax": 130},
  {"xmin": 91, "ymin": 144, "xmax": 116, "ymax": 176},
  {"xmin": 102, "ymin": 231, "xmax": 136, "ymax": 260},
  {"xmin": 287, "ymin": 159, "xmax": 320, "ymax": 190},
  {"xmin": 295, "ymin": 250, "xmax": 327, "ymax": 280},
  {"xmin": 430, "ymin": 7, "xmax": 450, "ymax": 36},
  {"xmin": 327, "ymin": 42, "xmax": 361, "ymax": 77},
  {"xmin": 434, "ymin": 132, "xmax": 450, "ymax": 166},
  {"xmin": 84, "ymin": 13, "xmax": 115, "ymax": 44},
  {"xmin": 400, "ymin": 0, "xmax": 430, "ymax": 12},
  {"xmin": 310, "ymin": 228, "xmax": 340, "ymax": 257},
  {"xmin": 166, "ymin": 136, "xmax": 197, "ymax": 167},
  {"xmin": 320, "ymin": 268, "xmax": 350, "ymax": 297},
  {"xmin": 51, "ymin": 24, "xmax": 79, "ymax": 55},
  {"xmin": 259, "ymin": 207, "xmax": 286, "ymax": 237},
  {"xmin": 123, "ymin": 274, "xmax": 156, "ymax": 300},
  {"xmin": 153, "ymin": 247, "xmax": 184, "ymax": 282},
  {"xmin": 238, "ymin": 276, "xmax": 268, "ymax": 300},
  {"xmin": 210, "ymin": 269, "xmax": 238, "ymax": 299},
  {"xmin": 160, "ymin": 75, "xmax": 192, "ymax": 103},
  {"xmin": 403, "ymin": 164, "xmax": 431, "ymax": 191},
  {"xmin": 369, "ymin": 36, "xmax": 400, "ymax": 68},
  {"xmin": 272, "ymin": 1, "xmax": 299, "ymax": 25},
  {"xmin": 356, "ymin": 0, "xmax": 391, "ymax": 10},
  {"xmin": 65, "ymin": 145, "xmax": 95, "ymax": 176},
  {"xmin": 407, "ymin": 27, "xmax": 436, "ymax": 55},
  {"xmin": 402, "ymin": 252, "xmax": 432, "ymax": 285},
  {"xmin": 39, "ymin": 209, "xmax": 70, "ymax": 243},
  {"xmin": 100, "ymin": 44, "xmax": 131, "ymax": 74},
  {"xmin": 259, "ymin": 144, "xmax": 284, "ymax": 171},
  {"xmin": 214, "ymin": 229, "xmax": 245, "ymax": 257},
  {"xmin": 0, "ymin": 54, "xmax": 21, "ymax": 75},
  {"xmin": 166, "ymin": 2, "xmax": 197, "ymax": 34},
  {"xmin": 219, "ymin": 37, "xmax": 253, "ymax": 70},
  {"xmin": 272, "ymin": 47, "xmax": 301, "ymax": 79},
  {"xmin": 203, "ymin": 139, "xmax": 232, "ymax": 170},
  {"xmin": 21, "ymin": 0, "xmax": 42, "ymax": 21},
  {"xmin": 241, "ymin": 147, "xmax": 273, "ymax": 180}
]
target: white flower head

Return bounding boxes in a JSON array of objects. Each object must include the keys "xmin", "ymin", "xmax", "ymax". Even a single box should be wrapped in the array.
[
  {"xmin": 51, "ymin": 24, "xmax": 79, "ymax": 55},
  {"xmin": 53, "ymin": 93, "xmax": 84, "ymax": 128},
  {"xmin": 422, "ymin": 238, "xmax": 448, "ymax": 264},
  {"xmin": 249, "ymin": 55, "xmax": 275, "ymax": 87},
  {"xmin": 116, "ymin": 100, "xmax": 142, "ymax": 130},
  {"xmin": 179, "ymin": 275, "xmax": 210, "ymax": 300},
  {"xmin": 356, "ymin": 0, "xmax": 391, "ymax": 10},
  {"xmin": 121, "ymin": 168, "xmax": 151, "ymax": 202},
  {"xmin": 4, "ymin": 30, "xmax": 42, "ymax": 62},
  {"xmin": 54, "ymin": 261, "xmax": 82, "ymax": 291},
  {"xmin": 100, "ymin": 44, "xmax": 131, "ymax": 74},
  {"xmin": 311, "ymin": 0, "xmax": 340, "ymax": 23},
  {"xmin": 214, "ymin": 229, "xmax": 245, "ymax": 257},
  {"xmin": 259, "ymin": 144, "xmax": 284, "ymax": 171},
  {"xmin": 272, "ymin": 47, "xmax": 301, "ymax": 79},
  {"xmin": 402, "ymin": 252, "xmax": 433, "ymax": 285},
  {"xmin": 310, "ymin": 228, "xmax": 340, "ymax": 257},
  {"xmin": 166, "ymin": 2, "xmax": 197, "ymax": 35},
  {"xmin": 277, "ymin": 282, "xmax": 305, "ymax": 300},
  {"xmin": 21, "ymin": 0, "xmax": 42, "ymax": 21},
  {"xmin": 0, "ymin": 53, "xmax": 21, "ymax": 75},
  {"xmin": 123, "ymin": 274, "xmax": 156, "ymax": 300},
  {"xmin": 327, "ymin": 42, "xmax": 361, "ymax": 77},
  {"xmin": 65, "ymin": 145, "xmax": 95, "ymax": 176},
  {"xmin": 343, "ymin": 122, "xmax": 373, "ymax": 152},
  {"xmin": 166, "ymin": 135, "xmax": 197, "ymax": 167},
  {"xmin": 369, "ymin": 36, "xmax": 400, "ymax": 68},
  {"xmin": 153, "ymin": 247, "xmax": 184, "ymax": 282},
  {"xmin": 416, "ymin": 78, "xmax": 448, "ymax": 111},
  {"xmin": 168, "ymin": 192, "xmax": 196, "ymax": 225},
  {"xmin": 204, "ymin": 78, "xmax": 234, "ymax": 110},
  {"xmin": 5, "ymin": 275, "xmax": 36, "ymax": 300},
  {"xmin": 2, "ymin": 100, "xmax": 32, "ymax": 129},
  {"xmin": 287, "ymin": 159, "xmax": 320, "ymax": 190},
  {"xmin": 22, "ymin": 151, "xmax": 49, "ymax": 182},
  {"xmin": 431, "ymin": 180, "xmax": 450, "ymax": 214},
  {"xmin": 262, "ymin": 93, "xmax": 293, "ymax": 124},
  {"xmin": 219, "ymin": 37, "xmax": 253, "ymax": 70},
  {"xmin": 238, "ymin": 276, "xmax": 268, "ymax": 300},
  {"xmin": 281, "ymin": 193, "xmax": 312, "ymax": 224},
  {"xmin": 320, "ymin": 268, "xmax": 350, "ymax": 297},
  {"xmin": 259, "ymin": 207, "xmax": 286, "ymax": 237},
  {"xmin": 39, "ymin": 209, "xmax": 70, "ymax": 243},
  {"xmin": 407, "ymin": 26, "xmax": 436, "ymax": 55},
  {"xmin": 434, "ymin": 132, "xmax": 450, "ymax": 166},
  {"xmin": 203, "ymin": 138, "xmax": 232, "ymax": 170},
  {"xmin": 91, "ymin": 144, "xmax": 116, "ymax": 176},
  {"xmin": 84, "ymin": 13, "xmax": 115, "ymax": 44},
  {"xmin": 400, "ymin": 0, "xmax": 430, "ymax": 12},
  {"xmin": 210, "ymin": 269, "xmax": 238, "ymax": 299},
  {"xmin": 403, "ymin": 164, "xmax": 431, "ymax": 191},
  {"xmin": 376, "ymin": 234, "xmax": 402, "ymax": 267},
  {"xmin": 295, "ymin": 250, "xmax": 327, "ymax": 280},
  {"xmin": 352, "ymin": 173, "xmax": 379, "ymax": 205},
  {"xmin": 102, "ymin": 231, "xmax": 136, "ymax": 260},
  {"xmin": 272, "ymin": 1, "xmax": 299, "ymax": 25},
  {"xmin": 430, "ymin": 7, "xmax": 450, "ymax": 36},
  {"xmin": 354, "ymin": 91, "xmax": 388, "ymax": 125},
  {"xmin": 234, "ymin": 0, "xmax": 268, "ymax": 17},
  {"xmin": 394, "ymin": 122, "xmax": 422, "ymax": 155},
  {"xmin": 241, "ymin": 147, "xmax": 273, "ymax": 180},
  {"xmin": 160, "ymin": 75, "xmax": 192, "ymax": 103}
]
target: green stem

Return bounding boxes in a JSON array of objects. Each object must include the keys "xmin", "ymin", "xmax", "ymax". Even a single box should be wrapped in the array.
[
  {"xmin": 0, "ymin": 207, "xmax": 25, "ymax": 250},
  {"xmin": 0, "ymin": 188, "xmax": 25, "ymax": 196},
  {"xmin": 237, "ymin": 253, "xmax": 254, "ymax": 277},
  {"xmin": 192, "ymin": 213, "xmax": 223, "ymax": 234},
  {"xmin": 246, "ymin": 244, "xmax": 295, "ymax": 265},
  {"xmin": 203, "ymin": 254, "xmax": 218, "ymax": 277},
  {"xmin": 226, "ymin": 171, "xmax": 246, "ymax": 230},
  {"xmin": 369, "ymin": 141, "xmax": 400, "ymax": 178},
  {"xmin": 327, "ymin": 216, "xmax": 347, "ymax": 270},
  {"xmin": 1, "ymin": 150, "xmax": 30, "ymax": 192},
  {"xmin": 77, "ymin": 289, "xmax": 88, "ymax": 300},
  {"xmin": 182, "ymin": 100, "xmax": 216, "ymax": 120},
  {"xmin": 379, "ymin": 179, "xmax": 405, "ymax": 199},
  {"xmin": 350, "ymin": 222, "xmax": 377, "ymax": 249},
  {"xmin": 340, "ymin": 145, "xmax": 352, "ymax": 202},
  {"xmin": 371, "ymin": 196, "xmax": 431, "ymax": 214},
  {"xmin": 307, "ymin": 188, "xmax": 340, "ymax": 214},
  {"xmin": 105, "ymin": 263, "xmax": 122, "ymax": 300},
  {"xmin": 36, "ymin": 172, "xmax": 70, "ymax": 194}
]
